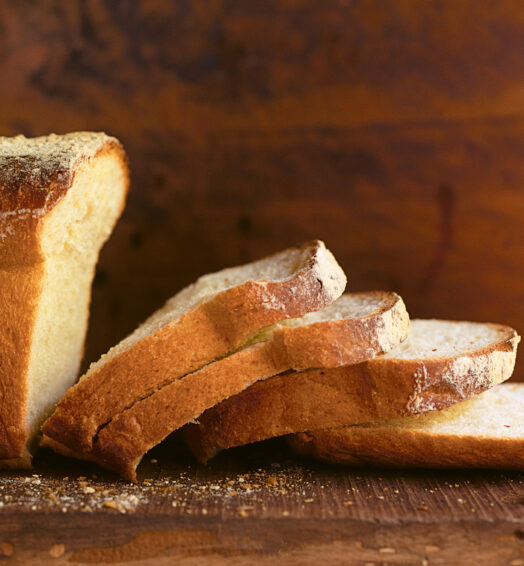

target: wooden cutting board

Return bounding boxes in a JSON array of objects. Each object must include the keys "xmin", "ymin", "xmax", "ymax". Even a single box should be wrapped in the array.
[{"xmin": 0, "ymin": 437, "xmax": 522, "ymax": 565}]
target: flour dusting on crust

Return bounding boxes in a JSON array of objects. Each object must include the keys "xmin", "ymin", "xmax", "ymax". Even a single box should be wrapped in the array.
[
  {"xmin": 407, "ymin": 338, "xmax": 518, "ymax": 414},
  {"xmin": 0, "ymin": 132, "xmax": 117, "ymax": 230}
]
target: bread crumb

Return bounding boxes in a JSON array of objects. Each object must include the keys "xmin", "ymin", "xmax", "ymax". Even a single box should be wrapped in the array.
[
  {"xmin": 0, "ymin": 542, "xmax": 13, "ymax": 556},
  {"xmin": 49, "ymin": 544, "xmax": 65, "ymax": 558},
  {"xmin": 379, "ymin": 547, "xmax": 395, "ymax": 554},
  {"xmin": 343, "ymin": 501, "xmax": 353, "ymax": 506},
  {"xmin": 425, "ymin": 545, "xmax": 440, "ymax": 553},
  {"xmin": 82, "ymin": 487, "xmax": 95, "ymax": 494}
]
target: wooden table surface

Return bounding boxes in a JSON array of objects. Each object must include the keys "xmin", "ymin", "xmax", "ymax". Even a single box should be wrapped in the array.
[
  {"xmin": 0, "ymin": 4, "xmax": 523, "ymax": 564},
  {"xmin": 0, "ymin": 436, "xmax": 522, "ymax": 565}
]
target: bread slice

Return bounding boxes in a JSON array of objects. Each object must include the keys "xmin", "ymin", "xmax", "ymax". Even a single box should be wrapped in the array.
[
  {"xmin": 71, "ymin": 291, "xmax": 409, "ymax": 480},
  {"xmin": 0, "ymin": 132, "xmax": 129, "ymax": 467},
  {"xmin": 41, "ymin": 240, "xmax": 346, "ymax": 456},
  {"xmin": 185, "ymin": 319, "xmax": 520, "ymax": 462},
  {"xmin": 289, "ymin": 383, "xmax": 524, "ymax": 470}
]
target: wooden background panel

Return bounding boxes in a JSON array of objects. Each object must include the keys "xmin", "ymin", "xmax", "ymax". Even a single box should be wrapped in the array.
[{"xmin": 0, "ymin": 0, "xmax": 523, "ymax": 378}]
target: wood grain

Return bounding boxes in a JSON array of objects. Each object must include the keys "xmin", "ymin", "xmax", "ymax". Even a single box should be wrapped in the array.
[
  {"xmin": 0, "ymin": 438, "xmax": 522, "ymax": 564},
  {"xmin": 0, "ymin": 4, "xmax": 523, "ymax": 560},
  {"xmin": 0, "ymin": 0, "xmax": 523, "ymax": 379}
]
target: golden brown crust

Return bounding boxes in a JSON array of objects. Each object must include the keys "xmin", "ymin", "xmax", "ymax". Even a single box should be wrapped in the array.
[
  {"xmin": 288, "ymin": 386, "xmax": 524, "ymax": 471},
  {"xmin": 0, "ymin": 132, "xmax": 128, "ymax": 465},
  {"xmin": 184, "ymin": 326, "xmax": 518, "ymax": 462},
  {"xmin": 40, "ymin": 436, "xmax": 102, "ymax": 467},
  {"xmin": 0, "ymin": 132, "xmax": 117, "ymax": 200},
  {"xmin": 93, "ymin": 343, "xmax": 280, "ymax": 480},
  {"xmin": 0, "ymin": 455, "xmax": 32, "ymax": 470},
  {"xmin": 0, "ymin": 133, "xmax": 127, "ymax": 264},
  {"xmin": 271, "ymin": 291, "xmax": 408, "ymax": 370},
  {"xmin": 42, "ymin": 240, "xmax": 346, "ymax": 456},
  {"xmin": 289, "ymin": 430, "xmax": 524, "ymax": 470},
  {"xmin": 81, "ymin": 291, "xmax": 408, "ymax": 480},
  {"xmin": 0, "ymin": 265, "xmax": 42, "ymax": 460}
]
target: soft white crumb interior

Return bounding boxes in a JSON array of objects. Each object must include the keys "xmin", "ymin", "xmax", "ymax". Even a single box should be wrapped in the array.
[
  {"xmin": 362, "ymin": 384, "xmax": 523, "ymax": 438},
  {"xmin": 382, "ymin": 319, "xmax": 506, "ymax": 360},
  {"xmin": 26, "ymin": 152, "xmax": 126, "ymax": 435},
  {"xmin": 283, "ymin": 292, "xmax": 388, "ymax": 327}
]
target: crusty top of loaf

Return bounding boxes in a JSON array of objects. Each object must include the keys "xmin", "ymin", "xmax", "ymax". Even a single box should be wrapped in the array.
[{"xmin": 0, "ymin": 132, "xmax": 123, "ymax": 217}]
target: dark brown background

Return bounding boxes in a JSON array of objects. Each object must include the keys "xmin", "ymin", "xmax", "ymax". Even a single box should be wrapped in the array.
[{"xmin": 1, "ymin": 0, "xmax": 523, "ymax": 379}]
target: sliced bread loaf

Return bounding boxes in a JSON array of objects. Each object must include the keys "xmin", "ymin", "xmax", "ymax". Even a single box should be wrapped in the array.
[
  {"xmin": 0, "ymin": 132, "xmax": 129, "ymax": 467},
  {"xmin": 184, "ymin": 319, "xmax": 519, "ymax": 462},
  {"xmin": 289, "ymin": 383, "xmax": 524, "ymax": 470},
  {"xmin": 63, "ymin": 291, "xmax": 409, "ymax": 480},
  {"xmin": 41, "ymin": 240, "xmax": 346, "ymax": 455}
]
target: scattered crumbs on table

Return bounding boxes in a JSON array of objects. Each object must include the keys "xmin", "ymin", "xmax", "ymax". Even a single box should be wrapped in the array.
[
  {"xmin": 425, "ymin": 545, "xmax": 440, "ymax": 553},
  {"xmin": 0, "ymin": 542, "xmax": 14, "ymax": 556},
  {"xmin": 49, "ymin": 544, "xmax": 65, "ymax": 558}
]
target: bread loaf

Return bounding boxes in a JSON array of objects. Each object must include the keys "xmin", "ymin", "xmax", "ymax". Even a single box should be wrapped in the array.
[
  {"xmin": 65, "ymin": 291, "xmax": 409, "ymax": 480},
  {"xmin": 42, "ymin": 240, "xmax": 346, "ymax": 457},
  {"xmin": 185, "ymin": 319, "xmax": 519, "ymax": 462},
  {"xmin": 289, "ymin": 383, "xmax": 524, "ymax": 470},
  {"xmin": 0, "ymin": 132, "xmax": 129, "ymax": 467}
]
